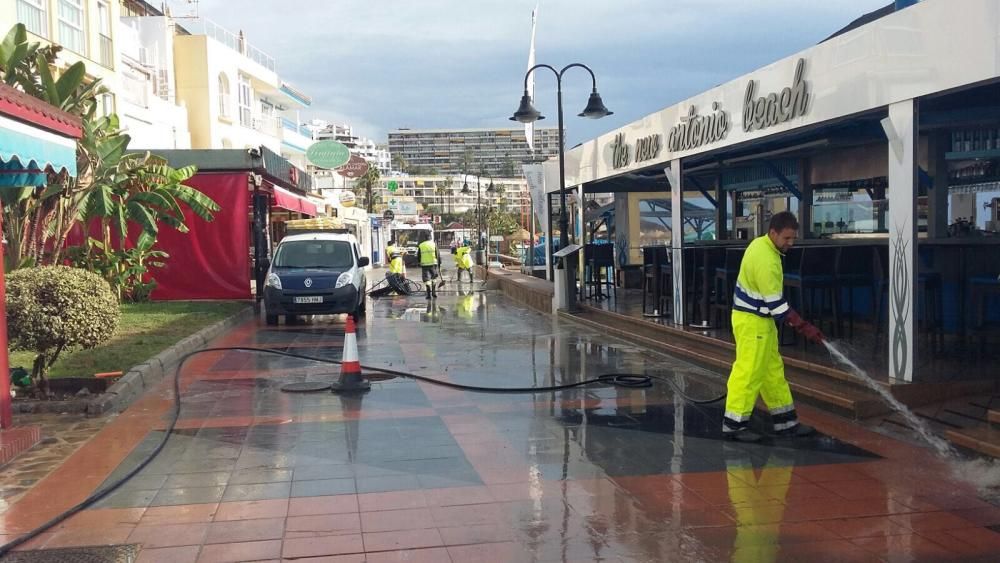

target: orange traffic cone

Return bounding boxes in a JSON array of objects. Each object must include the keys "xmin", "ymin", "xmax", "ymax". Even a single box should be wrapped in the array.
[{"xmin": 330, "ymin": 315, "xmax": 370, "ymax": 393}]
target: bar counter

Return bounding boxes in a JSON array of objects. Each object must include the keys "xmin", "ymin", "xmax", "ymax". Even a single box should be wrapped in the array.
[{"xmin": 668, "ymin": 236, "xmax": 1000, "ymax": 334}]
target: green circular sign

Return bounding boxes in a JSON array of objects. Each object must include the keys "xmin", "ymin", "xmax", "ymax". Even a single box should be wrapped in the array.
[
  {"xmin": 306, "ymin": 140, "xmax": 350, "ymax": 169},
  {"xmin": 387, "ymin": 180, "xmax": 399, "ymax": 192}
]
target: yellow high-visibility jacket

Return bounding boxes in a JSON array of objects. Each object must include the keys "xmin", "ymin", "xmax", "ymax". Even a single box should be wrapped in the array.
[
  {"xmin": 455, "ymin": 246, "xmax": 473, "ymax": 270},
  {"xmin": 731, "ymin": 235, "xmax": 790, "ymax": 320},
  {"xmin": 418, "ymin": 240, "xmax": 439, "ymax": 267}
]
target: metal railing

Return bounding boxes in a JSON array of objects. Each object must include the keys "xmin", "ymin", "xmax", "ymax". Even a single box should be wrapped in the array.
[
  {"xmin": 245, "ymin": 114, "xmax": 280, "ymax": 136},
  {"xmin": 121, "ymin": 71, "xmax": 149, "ymax": 108},
  {"xmin": 190, "ymin": 19, "xmax": 275, "ymax": 72},
  {"xmin": 281, "ymin": 117, "xmax": 303, "ymax": 134}
]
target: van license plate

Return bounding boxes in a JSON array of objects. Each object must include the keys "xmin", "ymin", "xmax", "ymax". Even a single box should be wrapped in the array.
[{"xmin": 294, "ymin": 296, "xmax": 323, "ymax": 304}]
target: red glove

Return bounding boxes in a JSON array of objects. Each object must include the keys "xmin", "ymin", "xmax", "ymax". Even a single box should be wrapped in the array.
[{"xmin": 784, "ymin": 310, "xmax": 825, "ymax": 344}]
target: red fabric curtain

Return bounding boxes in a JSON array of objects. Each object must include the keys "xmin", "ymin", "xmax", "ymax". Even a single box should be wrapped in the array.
[
  {"xmin": 151, "ymin": 172, "xmax": 251, "ymax": 300},
  {"xmin": 64, "ymin": 172, "xmax": 253, "ymax": 300}
]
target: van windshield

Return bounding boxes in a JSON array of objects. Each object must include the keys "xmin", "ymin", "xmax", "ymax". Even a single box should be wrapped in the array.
[
  {"xmin": 274, "ymin": 240, "xmax": 353, "ymax": 269},
  {"xmin": 394, "ymin": 229, "xmax": 429, "ymax": 247}
]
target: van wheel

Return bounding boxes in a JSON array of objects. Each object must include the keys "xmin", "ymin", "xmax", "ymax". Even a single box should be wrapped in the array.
[{"xmin": 265, "ymin": 314, "xmax": 278, "ymax": 326}]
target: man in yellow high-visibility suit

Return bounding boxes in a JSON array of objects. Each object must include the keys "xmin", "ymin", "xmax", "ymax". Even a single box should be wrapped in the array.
[
  {"xmin": 417, "ymin": 231, "xmax": 441, "ymax": 300},
  {"xmin": 455, "ymin": 240, "xmax": 474, "ymax": 283},
  {"xmin": 724, "ymin": 211, "xmax": 824, "ymax": 442},
  {"xmin": 386, "ymin": 239, "xmax": 405, "ymax": 277}
]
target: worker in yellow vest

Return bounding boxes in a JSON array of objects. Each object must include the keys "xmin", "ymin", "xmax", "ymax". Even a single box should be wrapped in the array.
[
  {"xmin": 417, "ymin": 231, "xmax": 441, "ymax": 299},
  {"xmin": 455, "ymin": 240, "xmax": 474, "ymax": 283},
  {"xmin": 386, "ymin": 239, "xmax": 405, "ymax": 277},
  {"xmin": 724, "ymin": 211, "xmax": 824, "ymax": 442}
]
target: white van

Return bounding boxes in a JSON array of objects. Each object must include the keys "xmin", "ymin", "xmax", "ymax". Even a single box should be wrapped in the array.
[{"xmin": 263, "ymin": 232, "xmax": 368, "ymax": 324}]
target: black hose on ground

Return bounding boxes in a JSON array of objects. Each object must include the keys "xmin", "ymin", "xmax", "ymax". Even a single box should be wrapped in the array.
[{"xmin": 0, "ymin": 345, "xmax": 724, "ymax": 556}]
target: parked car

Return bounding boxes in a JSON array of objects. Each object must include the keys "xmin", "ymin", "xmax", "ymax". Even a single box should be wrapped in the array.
[{"xmin": 263, "ymin": 232, "xmax": 368, "ymax": 325}]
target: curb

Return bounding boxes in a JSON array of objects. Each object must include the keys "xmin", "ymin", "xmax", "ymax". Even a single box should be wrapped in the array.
[{"xmin": 85, "ymin": 305, "xmax": 255, "ymax": 416}]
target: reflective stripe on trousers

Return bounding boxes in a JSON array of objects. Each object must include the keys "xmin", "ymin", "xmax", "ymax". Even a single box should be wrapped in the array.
[{"xmin": 723, "ymin": 310, "xmax": 798, "ymax": 432}]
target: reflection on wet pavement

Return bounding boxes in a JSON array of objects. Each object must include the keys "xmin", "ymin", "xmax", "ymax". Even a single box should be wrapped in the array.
[{"xmin": 3, "ymin": 291, "xmax": 1000, "ymax": 561}]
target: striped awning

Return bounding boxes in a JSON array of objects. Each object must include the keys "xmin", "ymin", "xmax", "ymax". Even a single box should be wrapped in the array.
[{"xmin": 0, "ymin": 113, "xmax": 77, "ymax": 186}]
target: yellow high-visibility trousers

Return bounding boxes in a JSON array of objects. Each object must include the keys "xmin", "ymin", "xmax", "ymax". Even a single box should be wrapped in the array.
[{"xmin": 723, "ymin": 311, "xmax": 797, "ymax": 433}]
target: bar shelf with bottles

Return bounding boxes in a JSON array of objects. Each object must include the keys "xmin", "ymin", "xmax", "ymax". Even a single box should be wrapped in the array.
[
  {"xmin": 811, "ymin": 176, "xmax": 888, "ymax": 237},
  {"xmin": 944, "ymin": 127, "xmax": 1000, "ymax": 237},
  {"xmin": 946, "ymin": 126, "xmax": 1000, "ymax": 189}
]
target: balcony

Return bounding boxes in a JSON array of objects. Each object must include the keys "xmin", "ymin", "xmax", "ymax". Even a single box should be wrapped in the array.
[
  {"xmin": 122, "ymin": 70, "xmax": 149, "ymax": 108},
  {"xmin": 186, "ymin": 19, "xmax": 275, "ymax": 73},
  {"xmin": 239, "ymin": 112, "xmax": 280, "ymax": 136}
]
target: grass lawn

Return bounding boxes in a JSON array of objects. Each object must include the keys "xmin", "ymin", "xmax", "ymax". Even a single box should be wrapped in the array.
[{"xmin": 8, "ymin": 301, "xmax": 248, "ymax": 378}]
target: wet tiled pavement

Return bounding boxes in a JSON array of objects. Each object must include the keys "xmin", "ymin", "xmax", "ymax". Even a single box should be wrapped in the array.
[
  {"xmin": 2, "ymin": 288, "xmax": 1000, "ymax": 561},
  {"xmin": 0, "ymin": 415, "xmax": 109, "ymax": 510}
]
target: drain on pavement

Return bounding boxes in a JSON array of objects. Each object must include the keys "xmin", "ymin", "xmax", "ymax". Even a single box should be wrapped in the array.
[{"xmin": 1, "ymin": 544, "xmax": 140, "ymax": 563}]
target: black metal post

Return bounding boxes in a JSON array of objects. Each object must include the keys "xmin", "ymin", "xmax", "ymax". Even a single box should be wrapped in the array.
[
  {"xmin": 512, "ymin": 63, "xmax": 610, "ymax": 307},
  {"xmin": 477, "ymin": 175, "xmax": 482, "ymax": 252},
  {"xmin": 556, "ymin": 82, "xmax": 568, "ymax": 251}
]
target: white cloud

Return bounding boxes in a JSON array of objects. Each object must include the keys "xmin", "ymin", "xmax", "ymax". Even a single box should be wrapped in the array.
[{"xmin": 173, "ymin": 0, "xmax": 891, "ymax": 144}]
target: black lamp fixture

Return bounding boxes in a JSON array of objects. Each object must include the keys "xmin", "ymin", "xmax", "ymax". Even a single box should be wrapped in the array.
[
  {"xmin": 509, "ymin": 63, "xmax": 612, "ymax": 253},
  {"xmin": 510, "ymin": 92, "xmax": 544, "ymax": 124},
  {"xmin": 579, "ymin": 89, "xmax": 613, "ymax": 119}
]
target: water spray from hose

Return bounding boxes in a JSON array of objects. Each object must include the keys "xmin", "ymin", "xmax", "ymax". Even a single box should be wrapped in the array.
[{"xmin": 824, "ymin": 340, "xmax": 1000, "ymax": 493}]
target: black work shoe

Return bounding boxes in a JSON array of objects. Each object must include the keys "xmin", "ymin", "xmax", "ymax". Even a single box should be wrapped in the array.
[
  {"xmin": 774, "ymin": 423, "xmax": 816, "ymax": 438},
  {"xmin": 725, "ymin": 430, "xmax": 763, "ymax": 443}
]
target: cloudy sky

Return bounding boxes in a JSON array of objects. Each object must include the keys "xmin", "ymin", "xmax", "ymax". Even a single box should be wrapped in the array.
[{"xmin": 169, "ymin": 0, "xmax": 890, "ymax": 146}]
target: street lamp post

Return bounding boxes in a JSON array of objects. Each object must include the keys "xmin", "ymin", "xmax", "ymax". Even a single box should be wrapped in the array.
[
  {"xmin": 510, "ymin": 63, "xmax": 612, "ymax": 252},
  {"xmin": 462, "ymin": 172, "xmax": 494, "ymax": 270}
]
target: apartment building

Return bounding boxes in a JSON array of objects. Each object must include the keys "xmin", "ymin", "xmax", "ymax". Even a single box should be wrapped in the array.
[
  {"xmin": 118, "ymin": 2, "xmax": 190, "ymax": 149},
  {"xmin": 374, "ymin": 175, "xmax": 530, "ymax": 216},
  {"xmin": 5, "ymin": 0, "xmax": 120, "ymax": 115},
  {"xmin": 171, "ymin": 18, "xmax": 311, "ymax": 166},
  {"xmin": 387, "ymin": 127, "xmax": 561, "ymax": 177}
]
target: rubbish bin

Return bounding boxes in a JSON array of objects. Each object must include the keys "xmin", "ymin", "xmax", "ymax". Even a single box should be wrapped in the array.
[{"xmin": 552, "ymin": 244, "xmax": 581, "ymax": 313}]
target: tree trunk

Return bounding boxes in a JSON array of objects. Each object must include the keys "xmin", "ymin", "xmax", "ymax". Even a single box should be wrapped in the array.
[
  {"xmin": 50, "ymin": 198, "xmax": 65, "ymax": 265},
  {"xmin": 31, "ymin": 353, "xmax": 49, "ymax": 398}
]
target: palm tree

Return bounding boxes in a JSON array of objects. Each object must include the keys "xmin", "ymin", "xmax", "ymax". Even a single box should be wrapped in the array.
[
  {"xmin": 354, "ymin": 164, "xmax": 381, "ymax": 213},
  {"xmin": 436, "ymin": 176, "xmax": 455, "ymax": 214},
  {"xmin": 391, "ymin": 153, "xmax": 408, "ymax": 174},
  {"xmin": 81, "ymin": 147, "xmax": 219, "ymax": 252},
  {"xmin": 0, "ymin": 24, "xmax": 106, "ymax": 268}
]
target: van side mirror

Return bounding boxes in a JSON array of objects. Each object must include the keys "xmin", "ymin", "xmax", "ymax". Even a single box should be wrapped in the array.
[{"xmin": 358, "ymin": 257, "xmax": 370, "ymax": 267}]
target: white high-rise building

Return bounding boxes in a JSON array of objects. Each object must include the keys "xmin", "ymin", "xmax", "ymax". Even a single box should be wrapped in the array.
[{"xmin": 309, "ymin": 121, "xmax": 392, "ymax": 176}]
